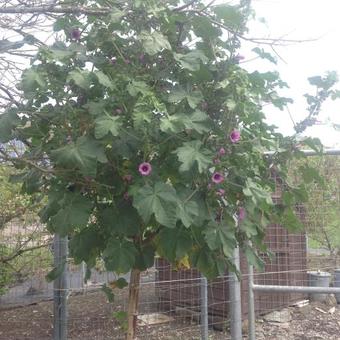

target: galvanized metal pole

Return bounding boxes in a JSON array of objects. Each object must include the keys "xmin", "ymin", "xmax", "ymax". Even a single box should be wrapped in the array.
[
  {"xmin": 200, "ymin": 275, "xmax": 209, "ymax": 340},
  {"xmin": 252, "ymin": 284, "xmax": 340, "ymax": 294},
  {"xmin": 53, "ymin": 234, "xmax": 68, "ymax": 340},
  {"xmin": 247, "ymin": 263, "xmax": 256, "ymax": 340},
  {"xmin": 229, "ymin": 246, "xmax": 243, "ymax": 340}
]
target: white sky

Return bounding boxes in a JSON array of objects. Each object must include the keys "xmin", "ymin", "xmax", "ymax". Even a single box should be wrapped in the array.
[{"xmin": 245, "ymin": 0, "xmax": 340, "ymax": 147}]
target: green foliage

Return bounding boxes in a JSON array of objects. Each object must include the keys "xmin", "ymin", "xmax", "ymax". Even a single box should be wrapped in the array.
[{"xmin": 1, "ymin": 0, "xmax": 338, "ymax": 280}]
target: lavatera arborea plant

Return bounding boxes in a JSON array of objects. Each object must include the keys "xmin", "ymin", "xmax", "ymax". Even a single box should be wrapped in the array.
[{"xmin": 0, "ymin": 0, "xmax": 339, "ymax": 338}]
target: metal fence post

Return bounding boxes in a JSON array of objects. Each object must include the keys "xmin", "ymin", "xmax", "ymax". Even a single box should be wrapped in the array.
[
  {"xmin": 200, "ymin": 275, "xmax": 209, "ymax": 340},
  {"xmin": 247, "ymin": 262, "xmax": 256, "ymax": 340},
  {"xmin": 53, "ymin": 234, "xmax": 68, "ymax": 340},
  {"xmin": 229, "ymin": 246, "xmax": 243, "ymax": 340}
]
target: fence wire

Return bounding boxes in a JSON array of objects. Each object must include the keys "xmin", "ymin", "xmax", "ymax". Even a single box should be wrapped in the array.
[{"xmin": 0, "ymin": 154, "xmax": 340, "ymax": 339}]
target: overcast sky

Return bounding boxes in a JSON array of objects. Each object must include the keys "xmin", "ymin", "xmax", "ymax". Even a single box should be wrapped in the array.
[{"xmin": 245, "ymin": 0, "xmax": 340, "ymax": 147}]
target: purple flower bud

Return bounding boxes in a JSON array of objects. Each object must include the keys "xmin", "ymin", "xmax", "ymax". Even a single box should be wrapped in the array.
[
  {"xmin": 216, "ymin": 189, "xmax": 225, "ymax": 196},
  {"xmin": 238, "ymin": 207, "xmax": 246, "ymax": 221},
  {"xmin": 234, "ymin": 54, "xmax": 245, "ymax": 64},
  {"xmin": 212, "ymin": 172, "xmax": 224, "ymax": 184},
  {"xmin": 71, "ymin": 28, "xmax": 81, "ymax": 41},
  {"xmin": 138, "ymin": 162, "xmax": 152, "ymax": 176},
  {"xmin": 230, "ymin": 129, "xmax": 241, "ymax": 144},
  {"xmin": 218, "ymin": 147, "xmax": 226, "ymax": 156},
  {"xmin": 123, "ymin": 174, "xmax": 133, "ymax": 183},
  {"xmin": 213, "ymin": 158, "xmax": 221, "ymax": 164}
]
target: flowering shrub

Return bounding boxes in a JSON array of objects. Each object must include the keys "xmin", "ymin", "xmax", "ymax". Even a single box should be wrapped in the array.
[{"xmin": 0, "ymin": 0, "xmax": 337, "ymax": 337}]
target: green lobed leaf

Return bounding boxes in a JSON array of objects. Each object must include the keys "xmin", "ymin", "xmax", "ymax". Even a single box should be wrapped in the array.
[
  {"xmin": 99, "ymin": 203, "xmax": 140, "ymax": 237},
  {"xmin": 174, "ymin": 50, "xmax": 208, "ymax": 71},
  {"xmin": 127, "ymin": 80, "xmax": 152, "ymax": 97},
  {"xmin": 133, "ymin": 182, "xmax": 178, "ymax": 228},
  {"xmin": 168, "ymin": 86, "xmax": 204, "ymax": 109},
  {"xmin": 204, "ymin": 221, "xmax": 236, "ymax": 258},
  {"xmin": 174, "ymin": 140, "xmax": 213, "ymax": 173},
  {"xmin": 49, "ymin": 193, "xmax": 93, "ymax": 235},
  {"xmin": 0, "ymin": 112, "xmax": 19, "ymax": 143},
  {"xmin": 252, "ymin": 47, "xmax": 277, "ymax": 64},
  {"xmin": 94, "ymin": 71, "xmax": 115, "ymax": 89},
  {"xmin": 51, "ymin": 136, "xmax": 108, "ymax": 176},
  {"xmin": 103, "ymin": 238, "xmax": 137, "ymax": 274},
  {"xmin": 160, "ymin": 110, "xmax": 210, "ymax": 134},
  {"xmin": 67, "ymin": 69, "xmax": 90, "ymax": 89},
  {"xmin": 139, "ymin": 30, "xmax": 171, "ymax": 55},
  {"xmin": 157, "ymin": 228, "xmax": 193, "ymax": 261},
  {"xmin": 21, "ymin": 68, "xmax": 46, "ymax": 93},
  {"xmin": 94, "ymin": 115, "xmax": 122, "ymax": 139}
]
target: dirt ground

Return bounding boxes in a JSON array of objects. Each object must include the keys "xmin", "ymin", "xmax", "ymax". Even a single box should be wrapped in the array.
[{"xmin": 0, "ymin": 288, "xmax": 339, "ymax": 340}]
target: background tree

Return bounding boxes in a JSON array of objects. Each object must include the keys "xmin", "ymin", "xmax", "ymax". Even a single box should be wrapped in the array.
[{"xmin": 0, "ymin": 1, "xmax": 338, "ymax": 338}]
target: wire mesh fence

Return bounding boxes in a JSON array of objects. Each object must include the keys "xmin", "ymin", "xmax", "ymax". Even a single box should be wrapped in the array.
[{"xmin": 0, "ymin": 153, "xmax": 340, "ymax": 339}]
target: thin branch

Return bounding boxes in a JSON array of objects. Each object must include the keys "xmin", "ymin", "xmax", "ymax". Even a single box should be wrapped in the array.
[
  {"xmin": 0, "ymin": 5, "xmax": 112, "ymax": 15},
  {"xmin": 173, "ymin": 0, "xmax": 199, "ymax": 12}
]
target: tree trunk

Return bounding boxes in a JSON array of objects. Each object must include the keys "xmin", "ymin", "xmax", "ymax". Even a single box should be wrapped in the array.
[{"xmin": 126, "ymin": 268, "xmax": 141, "ymax": 340}]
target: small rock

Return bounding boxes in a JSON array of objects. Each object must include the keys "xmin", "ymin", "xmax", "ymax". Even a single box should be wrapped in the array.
[
  {"xmin": 263, "ymin": 309, "xmax": 292, "ymax": 323},
  {"xmin": 324, "ymin": 294, "xmax": 337, "ymax": 306},
  {"xmin": 328, "ymin": 306, "xmax": 336, "ymax": 314}
]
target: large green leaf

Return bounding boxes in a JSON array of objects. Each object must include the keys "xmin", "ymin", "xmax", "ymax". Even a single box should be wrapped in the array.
[
  {"xmin": 51, "ymin": 136, "xmax": 108, "ymax": 176},
  {"xmin": 157, "ymin": 228, "xmax": 193, "ymax": 261},
  {"xmin": 133, "ymin": 182, "xmax": 178, "ymax": 228},
  {"xmin": 21, "ymin": 68, "xmax": 46, "ymax": 92},
  {"xmin": 174, "ymin": 50, "xmax": 208, "ymax": 71},
  {"xmin": 243, "ymin": 178, "xmax": 273, "ymax": 205},
  {"xmin": 204, "ymin": 221, "xmax": 236, "ymax": 258},
  {"xmin": 103, "ymin": 239, "xmax": 137, "ymax": 273},
  {"xmin": 139, "ymin": 31, "xmax": 171, "ymax": 55},
  {"xmin": 69, "ymin": 226, "xmax": 103, "ymax": 264},
  {"xmin": 99, "ymin": 203, "xmax": 140, "ymax": 236},
  {"xmin": 94, "ymin": 115, "xmax": 122, "ymax": 139},
  {"xmin": 168, "ymin": 87, "xmax": 204, "ymax": 109},
  {"xmin": 213, "ymin": 5, "xmax": 243, "ymax": 29},
  {"xmin": 174, "ymin": 141, "xmax": 212, "ymax": 173},
  {"xmin": 94, "ymin": 71, "xmax": 115, "ymax": 89},
  {"xmin": 49, "ymin": 193, "xmax": 93, "ymax": 235},
  {"xmin": 0, "ymin": 112, "xmax": 19, "ymax": 143},
  {"xmin": 192, "ymin": 16, "xmax": 222, "ymax": 39},
  {"xmin": 160, "ymin": 110, "xmax": 210, "ymax": 134},
  {"xmin": 127, "ymin": 80, "xmax": 152, "ymax": 97},
  {"xmin": 176, "ymin": 188, "xmax": 200, "ymax": 228},
  {"xmin": 67, "ymin": 69, "xmax": 90, "ymax": 89}
]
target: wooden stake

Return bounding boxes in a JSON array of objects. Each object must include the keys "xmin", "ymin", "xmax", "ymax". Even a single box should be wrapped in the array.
[{"xmin": 126, "ymin": 268, "xmax": 141, "ymax": 340}]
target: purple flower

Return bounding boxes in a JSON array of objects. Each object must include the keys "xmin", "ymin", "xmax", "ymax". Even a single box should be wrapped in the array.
[
  {"xmin": 234, "ymin": 54, "xmax": 245, "ymax": 63},
  {"xmin": 212, "ymin": 172, "xmax": 224, "ymax": 184},
  {"xmin": 238, "ymin": 207, "xmax": 246, "ymax": 221},
  {"xmin": 216, "ymin": 189, "xmax": 225, "ymax": 196},
  {"xmin": 218, "ymin": 147, "xmax": 226, "ymax": 156},
  {"xmin": 138, "ymin": 162, "xmax": 152, "ymax": 176},
  {"xmin": 71, "ymin": 28, "xmax": 81, "ymax": 40},
  {"xmin": 110, "ymin": 57, "xmax": 117, "ymax": 65},
  {"xmin": 230, "ymin": 129, "xmax": 241, "ymax": 144},
  {"xmin": 213, "ymin": 158, "xmax": 221, "ymax": 164},
  {"xmin": 123, "ymin": 174, "xmax": 133, "ymax": 183}
]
